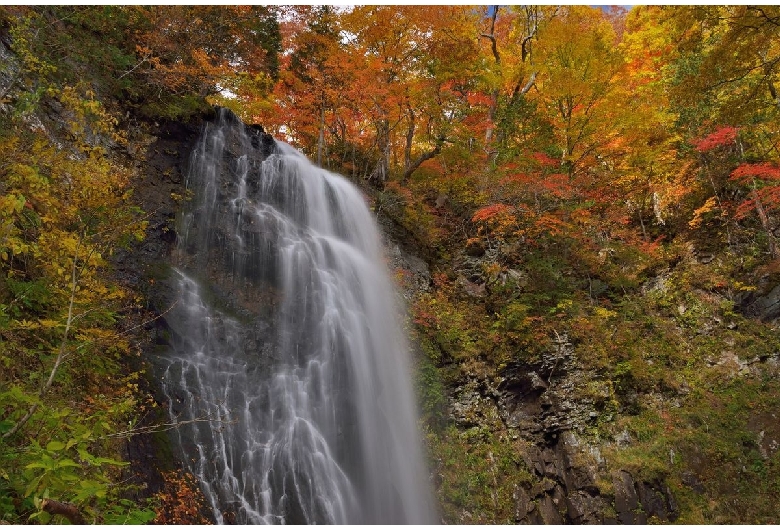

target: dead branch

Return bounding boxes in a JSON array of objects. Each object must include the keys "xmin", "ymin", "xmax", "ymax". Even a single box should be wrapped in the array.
[{"xmin": 41, "ymin": 499, "xmax": 85, "ymax": 525}]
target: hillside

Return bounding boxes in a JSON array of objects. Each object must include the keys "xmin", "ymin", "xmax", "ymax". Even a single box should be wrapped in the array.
[{"xmin": 1, "ymin": 6, "xmax": 779, "ymax": 524}]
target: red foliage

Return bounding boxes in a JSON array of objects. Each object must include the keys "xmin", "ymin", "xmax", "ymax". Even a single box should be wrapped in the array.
[
  {"xmin": 540, "ymin": 173, "xmax": 574, "ymax": 199},
  {"xmin": 734, "ymin": 186, "xmax": 780, "ymax": 220},
  {"xmin": 466, "ymin": 91, "xmax": 493, "ymax": 107},
  {"xmin": 730, "ymin": 163, "xmax": 780, "ymax": 183},
  {"xmin": 691, "ymin": 126, "xmax": 738, "ymax": 153},
  {"xmin": 471, "ymin": 203, "xmax": 512, "ymax": 223},
  {"xmin": 530, "ymin": 152, "xmax": 559, "ymax": 168}
]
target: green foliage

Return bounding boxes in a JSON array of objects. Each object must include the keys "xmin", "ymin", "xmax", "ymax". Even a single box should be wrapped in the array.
[
  {"xmin": 413, "ymin": 348, "xmax": 447, "ymax": 428},
  {"xmin": 426, "ymin": 425, "xmax": 533, "ymax": 524},
  {"xmin": 0, "ymin": 6, "xmax": 281, "ymax": 120}
]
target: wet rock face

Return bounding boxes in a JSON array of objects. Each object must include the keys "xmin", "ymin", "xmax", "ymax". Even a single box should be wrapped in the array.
[
  {"xmin": 609, "ymin": 471, "xmax": 678, "ymax": 524},
  {"xmin": 510, "ymin": 433, "xmax": 679, "ymax": 525},
  {"xmin": 497, "ymin": 332, "xmax": 600, "ymax": 444},
  {"xmin": 113, "ymin": 109, "xmax": 280, "ymax": 509}
]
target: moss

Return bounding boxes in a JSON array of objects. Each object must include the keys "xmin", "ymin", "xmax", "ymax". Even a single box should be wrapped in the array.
[{"xmin": 426, "ymin": 425, "xmax": 534, "ymax": 524}]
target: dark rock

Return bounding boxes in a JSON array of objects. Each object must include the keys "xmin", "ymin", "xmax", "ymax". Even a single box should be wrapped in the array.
[
  {"xmin": 514, "ymin": 486, "xmax": 534, "ymax": 522},
  {"xmin": 681, "ymin": 470, "xmax": 704, "ymax": 493},
  {"xmin": 531, "ymin": 477, "xmax": 557, "ymax": 497},
  {"xmin": 465, "ymin": 239, "xmax": 486, "ymax": 257},
  {"xmin": 523, "ymin": 446, "xmax": 547, "ymax": 477},
  {"xmin": 537, "ymin": 494, "xmax": 564, "ymax": 524},
  {"xmin": 613, "ymin": 470, "xmax": 639, "ymax": 524},
  {"xmin": 565, "ymin": 491, "xmax": 603, "ymax": 524},
  {"xmin": 739, "ymin": 283, "xmax": 780, "ymax": 321}
]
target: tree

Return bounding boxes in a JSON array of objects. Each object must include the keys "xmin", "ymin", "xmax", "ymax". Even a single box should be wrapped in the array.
[
  {"xmin": 533, "ymin": 6, "xmax": 622, "ymax": 176},
  {"xmin": 0, "ymin": 77, "xmax": 150, "ymax": 521}
]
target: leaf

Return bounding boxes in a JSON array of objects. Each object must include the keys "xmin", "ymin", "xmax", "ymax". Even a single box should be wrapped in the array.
[
  {"xmin": 23, "ymin": 475, "xmax": 43, "ymax": 498},
  {"xmin": 38, "ymin": 319, "xmax": 62, "ymax": 329},
  {"xmin": 94, "ymin": 457, "xmax": 129, "ymax": 467},
  {"xmin": 46, "ymin": 440, "xmax": 65, "ymax": 452},
  {"xmin": 55, "ymin": 458, "xmax": 81, "ymax": 469},
  {"xmin": 77, "ymin": 447, "xmax": 96, "ymax": 465},
  {"xmin": 689, "ymin": 196, "xmax": 718, "ymax": 228},
  {"xmin": 730, "ymin": 163, "xmax": 780, "ymax": 183},
  {"xmin": 24, "ymin": 462, "xmax": 50, "ymax": 470},
  {"xmin": 691, "ymin": 126, "xmax": 738, "ymax": 153}
]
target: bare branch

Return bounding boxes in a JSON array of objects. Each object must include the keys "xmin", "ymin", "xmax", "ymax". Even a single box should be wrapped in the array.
[
  {"xmin": 479, "ymin": 6, "xmax": 501, "ymax": 65},
  {"xmin": 103, "ymin": 414, "xmax": 237, "ymax": 440}
]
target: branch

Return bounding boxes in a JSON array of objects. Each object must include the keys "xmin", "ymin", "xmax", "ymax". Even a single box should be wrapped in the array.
[
  {"xmin": 511, "ymin": 70, "xmax": 538, "ymax": 102},
  {"xmin": 41, "ymin": 499, "xmax": 85, "ymax": 525},
  {"xmin": 103, "ymin": 414, "xmax": 237, "ymax": 439},
  {"xmin": 118, "ymin": 53, "xmax": 151, "ymax": 80},
  {"xmin": 479, "ymin": 6, "xmax": 501, "ymax": 65},
  {"xmin": 401, "ymin": 137, "xmax": 448, "ymax": 183}
]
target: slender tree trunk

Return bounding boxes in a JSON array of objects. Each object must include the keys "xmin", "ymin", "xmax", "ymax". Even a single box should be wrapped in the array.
[
  {"xmin": 481, "ymin": 6, "xmax": 501, "ymax": 160},
  {"xmin": 370, "ymin": 118, "xmax": 390, "ymax": 187},
  {"xmin": 404, "ymin": 106, "xmax": 415, "ymax": 174},
  {"xmin": 751, "ymin": 179, "xmax": 779, "ymax": 258},
  {"xmin": 317, "ymin": 100, "xmax": 325, "ymax": 166}
]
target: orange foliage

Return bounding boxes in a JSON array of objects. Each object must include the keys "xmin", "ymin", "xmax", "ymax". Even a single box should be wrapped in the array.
[
  {"xmin": 128, "ymin": 6, "xmax": 278, "ymax": 96},
  {"xmin": 531, "ymin": 152, "xmax": 560, "ymax": 168},
  {"xmin": 152, "ymin": 470, "xmax": 213, "ymax": 525},
  {"xmin": 734, "ymin": 187, "xmax": 780, "ymax": 220}
]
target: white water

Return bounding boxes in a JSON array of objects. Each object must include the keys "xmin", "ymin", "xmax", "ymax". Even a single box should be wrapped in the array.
[{"xmin": 160, "ymin": 109, "xmax": 437, "ymax": 524}]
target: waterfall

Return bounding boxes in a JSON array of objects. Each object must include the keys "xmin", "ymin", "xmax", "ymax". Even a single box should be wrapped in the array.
[{"xmin": 159, "ymin": 108, "xmax": 437, "ymax": 524}]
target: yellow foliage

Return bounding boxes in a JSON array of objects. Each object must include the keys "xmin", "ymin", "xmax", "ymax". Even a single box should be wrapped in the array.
[{"xmin": 688, "ymin": 196, "xmax": 719, "ymax": 229}]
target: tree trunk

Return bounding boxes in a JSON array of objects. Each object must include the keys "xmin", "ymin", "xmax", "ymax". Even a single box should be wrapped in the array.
[
  {"xmin": 480, "ymin": 6, "xmax": 501, "ymax": 159},
  {"xmin": 317, "ymin": 101, "xmax": 325, "ymax": 166},
  {"xmin": 370, "ymin": 119, "xmax": 390, "ymax": 187},
  {"xmin": 751, "ymin": 180, "xmax": 779, "ymax": 258},
  {"xmin": 401, "ymin": 142, "xmax": 443, "ymax": 184},
  {"xmin": 404, "ymin": 106, "xmax": 415, "ymax": 174}
]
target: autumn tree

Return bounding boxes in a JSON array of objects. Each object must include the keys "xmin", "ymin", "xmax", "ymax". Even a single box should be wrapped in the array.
[
  {"xmin": 479, "ymin": 5, "xmax": 558, "ymax": 162},
  {"xmin": 125, "ymin": 6, "xmax": 281, "ymax": 96},
  {"xmin": 533, "ymin": 6, "xmax": 622, "ymax": 176},
  {"xmin": 660, "ymin": 7, "xmax": 780, "ymax": 255},
  {"xmin": 337, "ymin": 6, "xmax": 481, "ymax": 185}
]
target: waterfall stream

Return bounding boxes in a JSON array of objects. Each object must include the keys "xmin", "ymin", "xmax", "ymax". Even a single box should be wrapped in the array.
[{"xmin": 159, "ymin": 109, "xmax": 437, "ymax": 524}]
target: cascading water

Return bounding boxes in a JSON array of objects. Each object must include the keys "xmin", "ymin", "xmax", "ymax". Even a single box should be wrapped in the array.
[{"xmin": 159, "ymin": 108, "xmax": 437, "ymax": 524}]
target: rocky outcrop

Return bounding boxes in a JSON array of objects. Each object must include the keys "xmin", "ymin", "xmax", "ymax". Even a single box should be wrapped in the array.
[
  {"xmin": 513, "ymin": 432, "xmax": 605, "ymax": 524},
  {"xmin": 446, "ymin": 328, "xmax": 681, "ymax": 524},
  {"xmin": 739, "ymin": 282, "xmax": 780, "ymax": 322}
]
